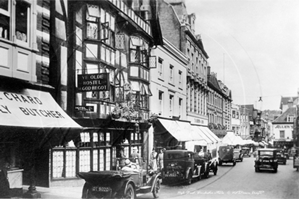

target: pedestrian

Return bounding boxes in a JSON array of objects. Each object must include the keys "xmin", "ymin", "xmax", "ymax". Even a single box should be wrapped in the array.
[
  {"xmin": 0, "ymin": 159, "xmax": 10, "ymax": 198},
  {"xmin": 118, "ymin": 147, "xmax": 127, "ymax": 168},
  {"xmin": 149, "ymin": 148, "xmax": 157, "ymax": 170},
  {"xmin": 206, "ymin": 149, "xmax": 212, "ymax": 160},
  {"xmin": 157, "ymin": 148, "xmax": 165, "ymax": 170},
  {"xmin": 130, "ymin": 147, "xmax": 140, "ymax": 164}
]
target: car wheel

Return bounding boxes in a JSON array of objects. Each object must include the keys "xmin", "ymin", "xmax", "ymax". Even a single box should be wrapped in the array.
[
  {"xmin": 241, "ymin": 158, "xmax": 243, "ymax": 162},
  {"xmin": 274, "ymin": 167, "xmax": 278, "ymax": 173},
  {"xmin": 124, "ymin": 184, "xmax": 136, "ymax": 199},
  {"xmin": 233, "ymin": 161, "xmax": 236, "ymax": 166},
  {"xmin": 152, "ymin": 178, "xmax": 160, "ymax": 198},
  {"xmin": 213, "ymin": 167, "xmax": 218, "ymax": 175},
  {"xmin": 255, "ymin": 167, "xmax": 259, "ymax": 172},
  {"xmin": 186, "ymin": 172, "xmax": 192, "ymax": 185},
  {"xmin": 284, "ymin": 161, "xmax": 286, "ymax": 165}
]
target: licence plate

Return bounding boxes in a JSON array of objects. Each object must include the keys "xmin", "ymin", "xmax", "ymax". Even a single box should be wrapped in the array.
[
  {"xmin": 166, "ymin": 173, "xmax": 177, "ymax": 177},
  {"xmin": 92, "ymin": 186, "xmax": 111, "ymax": 192},
  {"xmin": 263, "ymin": 160, "xmax": 269, "ymax": 162}
]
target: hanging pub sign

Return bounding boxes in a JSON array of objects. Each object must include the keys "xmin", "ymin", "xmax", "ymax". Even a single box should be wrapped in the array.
[{"xmin": 77, "ymin": 73, "xmax": 110, "ymax": 92}]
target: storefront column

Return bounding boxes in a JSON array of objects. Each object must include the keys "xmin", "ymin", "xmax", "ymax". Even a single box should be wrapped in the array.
[{"xmin": 23, "ymin": 149, "xmax": 41, "ymax": 198}]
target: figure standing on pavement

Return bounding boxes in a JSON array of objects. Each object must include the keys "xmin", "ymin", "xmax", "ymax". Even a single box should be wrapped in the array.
[
  {"xmin": 150, "ymin": 148, "xmax": 158, "ymax": 170},
  {"xmin": 157, "ymin": 148, "xmax": 165, "ymax": 170},
  {"xmin": 0, "ymin": 158, "xmax": 10, "ymax": 198}
]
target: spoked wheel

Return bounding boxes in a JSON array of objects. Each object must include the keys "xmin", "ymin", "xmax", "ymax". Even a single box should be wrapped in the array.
[
  {"xmin": 124, "ymin": 184, "xmax": 136, "ymax": 199},
  {"xmin": 152, "ymin": 178, "xmax": 161, "ymax": 198}
]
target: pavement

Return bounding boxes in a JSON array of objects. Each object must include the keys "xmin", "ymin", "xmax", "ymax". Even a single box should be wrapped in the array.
[{"xmin": 11, "ymin": 185, "xmax": 83, "ymax": 199}]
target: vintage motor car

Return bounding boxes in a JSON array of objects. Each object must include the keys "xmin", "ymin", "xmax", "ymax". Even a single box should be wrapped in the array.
[
  {"xmin": 161, "ymin": 150, "xmax": 217, "ymax": 185},
  {"xmin": 78, "ymin": 158, "xmax": 161, "ymax": 199},
  {"xmin": 241, "ymin": 147, "xmax": 251, "ymax": 157},
  {"xmin": 276, "ymin": 150, "xmax": 287, "ymax": 165},
  {"xmin": 254, "ymin": 148, "xmax": 278, "ymax": 173},
  {"xmin": 233, "ymin": 148, "xmax": 243, "ymax": 162},
  {"xmin": 218, "ymin": 146, "xmax": 236, "ymax": 166},
  {"xmin": 293, "ymin": 147, "xmax": 299, "ymax": 171}
]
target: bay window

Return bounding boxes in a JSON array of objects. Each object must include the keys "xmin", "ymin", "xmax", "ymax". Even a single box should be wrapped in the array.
[{"xmin": 0, "ymin": 0, "xmax": 37, "ymax": 81}]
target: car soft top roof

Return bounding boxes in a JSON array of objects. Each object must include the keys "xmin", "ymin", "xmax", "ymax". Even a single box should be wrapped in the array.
[
  {"xmin": 257, "ymin": 148, "xmax": 278, "ymax": 151},
  {"xmin": 164, "ymin": 149, "xmax": 193, "ymax": 154}
]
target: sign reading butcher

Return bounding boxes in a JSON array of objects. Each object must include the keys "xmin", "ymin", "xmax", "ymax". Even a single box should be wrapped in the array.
[{"xmin": 77, "ymin": 73, "xmax": 110, "ymax": 92}]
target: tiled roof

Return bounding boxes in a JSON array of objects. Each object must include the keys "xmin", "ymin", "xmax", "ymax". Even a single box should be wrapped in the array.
[
  {"xmin": 272, "ymin": 107, "xmax": 297, "ymax": 123},
  {"xmin": 280, "ymin": 96, "xmax": 298, "ymax": 109},
  {"xmin": 208, "ymin": 74, "xmax": 222, "ymax": 93}
]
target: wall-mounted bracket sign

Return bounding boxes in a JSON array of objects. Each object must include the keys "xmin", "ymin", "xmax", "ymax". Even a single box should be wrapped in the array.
[
  {"xmin": 77, "ymin": 73, "xmax": 110, "ymax": 92},
  {"xmin": 75, "ymin": 106, "xmax": 94, "ymax": 112}
]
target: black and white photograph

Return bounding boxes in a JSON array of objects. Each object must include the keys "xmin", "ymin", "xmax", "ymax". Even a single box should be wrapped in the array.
[{"xmin": 0, "ymin": 0, "xmax": 298, "ymax": 198}]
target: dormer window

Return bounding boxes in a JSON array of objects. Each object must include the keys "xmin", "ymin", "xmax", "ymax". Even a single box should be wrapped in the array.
[{"xmin": 287, "ymin": 115, "xmax": 294, "ymax": 122}]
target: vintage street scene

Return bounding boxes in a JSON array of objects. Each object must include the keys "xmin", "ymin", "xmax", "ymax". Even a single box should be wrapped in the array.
[{"xmin": 0, "ymin": 0, "xmax": 298, "ymax": 199}]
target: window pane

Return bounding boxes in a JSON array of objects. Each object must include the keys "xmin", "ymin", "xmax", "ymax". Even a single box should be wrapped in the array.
[
  {"xmin": 106, "ymin": 149, "xmax": 110, "ymax": 170},
  {"xmin": 86, "ymin": 43, "xmax": 98, "ymax": 58},
  {"xmin": 0, "ymin": 14, "xmax": 10, "ymax": 39},
  {"xmin": 66, "ymin": 150, "xmax": 76, "ymax": 177},
  {"xmin": 86, "ymin": 63, "xmax": 98, "ymax": 74},
  {"xmin": 121, "ymin": 52, "xmax": 127, "ymax": 67},
  {"xmin": 16, "ymin": 0, "xmax": 29, "ymax": 42},
  {"xmin": 130, "ymin": 66, "xmax": 139, "ymax": 77},
  {"xmin": 130, "ymin": 49, "xmax": 139, "ymax": 63},
  {"xmin": 87, "ymin": 22, "xmax": 98, "ymax": 39},
  {"xmin": 0, "ymin": 0, "xmax": 8, "ymax": 11},
  {"xmin": 52, "ymin": 151, "xmax": 64, "ymax": 178},
  {"xmin": 100, "ymin": 45, "xmax": 105, "ymax": 61},
  {"xmin": 99, "ymin": 149, "xmax": 104, "ymax": 171},
  {"xmin": 79, "ymin": 150, "xmax": 90, "ymax": 172},
  {"xmin": 93, "ymin": 149, "xmax": 98, "ymax": 171}
]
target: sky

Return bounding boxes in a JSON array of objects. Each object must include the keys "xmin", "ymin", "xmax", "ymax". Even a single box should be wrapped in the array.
[{"xmin": 185, "ymin": 0, "xmax": 299, "ymax": 110}]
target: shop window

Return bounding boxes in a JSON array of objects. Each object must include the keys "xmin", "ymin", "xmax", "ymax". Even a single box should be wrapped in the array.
[
  {"xmin": 0, "ymin": 0, "xmax": 31, "ymax": 44},
  {"xmin": 0, "ymin": 0, "xmax": 37, "ymax": 81}
]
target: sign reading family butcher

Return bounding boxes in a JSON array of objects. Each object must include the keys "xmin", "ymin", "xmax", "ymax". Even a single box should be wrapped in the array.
[
  {"xmin": 0, "ymin": 89, "xmax": 81, "ymax": 128},
  {"xmin": 77, "ymin": 73, "xmax": 110, "ymax": 92}
]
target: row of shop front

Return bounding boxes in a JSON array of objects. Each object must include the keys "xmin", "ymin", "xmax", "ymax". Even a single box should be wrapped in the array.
[
  {"xmin": 1, "ymin": 88, "xmax": 221, "ymax": 192},
  {"xmin": 0, "ymin": 87, "xmax": 149, "ymax": 193},
  {"xmin": 150, "ymin": 117, "xmax": 221, "ymax": 157}
]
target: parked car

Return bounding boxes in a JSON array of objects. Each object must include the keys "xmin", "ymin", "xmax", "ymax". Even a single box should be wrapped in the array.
[
  {"xmin": 254, "ymin": 148, "xmax": 278, "ymax": 173},
  {"xmin": 293, "ymin": 147, "xmax": 299, "ymax": 171},
  {"xmin": 276, "ymin": 150, "xmax": 287, "ymax": 165},
  {"xmin": 233, "ymin": 149, "xmax": 243, "ymax": 162},
  {"xmin": 78, "ymin": 158, "xmax": 161, "ymax": 199},
  {"xmin": 161, "ymin": 150, "xmax": 215, "ymax": 185},
  {"xmin": 218, "ymin": 146, "xmax": 236, "ymax": 166},
  {"xmin": 241, "ymin": 147, "xmax": 251, "ymax": 157}
]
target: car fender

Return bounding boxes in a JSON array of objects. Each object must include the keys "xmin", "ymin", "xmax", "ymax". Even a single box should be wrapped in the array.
[
  {"xmin": 123, "ymin": 180, "xmax": 136, "ymax": 196},
  {"xmin": 185, "ymin": 167, "xmax": 192, "ymax": 178},
  {"xmin": 150, "ymin": 172, "xmax": 161, "ymax": 192}
]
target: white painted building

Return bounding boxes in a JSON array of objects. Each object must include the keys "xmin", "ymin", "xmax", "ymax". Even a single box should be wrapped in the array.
[
  {"xmin": 231, "ymin": 104, "xmax": 241, "ymax": 136},
  {"xmin": 149, "ymin": 38, "xmax": 188, "ymax": 119}
]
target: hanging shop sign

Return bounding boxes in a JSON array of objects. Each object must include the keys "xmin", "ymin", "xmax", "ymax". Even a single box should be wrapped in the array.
[
  {"xmin": 75, "ymin": 106, "xmax": 94, "ymax": 112},
  {"xmin": 77, "ymin": 73, "xmax": 110, "ymax": 92}
]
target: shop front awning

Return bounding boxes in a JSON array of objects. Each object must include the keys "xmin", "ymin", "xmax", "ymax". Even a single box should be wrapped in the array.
[
  {"xmin": 198, "ymin": 126, "xmax": 220, "ymax": 144},
  {"xmin": 156, "ymin": 118, "xmax": 187, "ymax": 141},
  {"xmin": 193, "ymin": 126, "xmax": 214, "ymax": 144},
  {"xmin": 0, "ymin": 89, "xmax": 82, "ymax": 148},
  {"xmin": 155, "ymin": 118, "xmax": 207, "ymax": 142}
]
